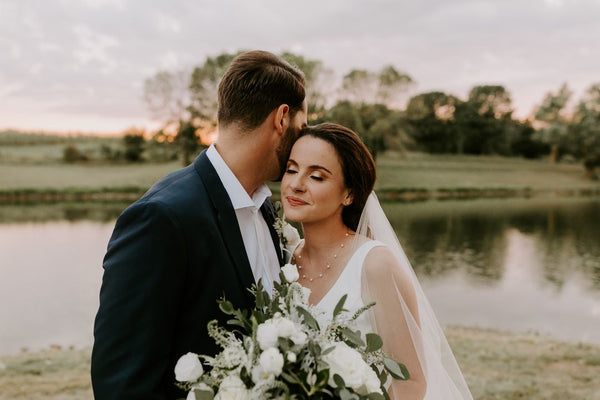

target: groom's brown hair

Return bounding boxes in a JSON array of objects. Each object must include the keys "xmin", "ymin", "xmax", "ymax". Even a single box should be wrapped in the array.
[{"xmin": 218, "ymin": 50, "xmax": 306, "ymax": 131}]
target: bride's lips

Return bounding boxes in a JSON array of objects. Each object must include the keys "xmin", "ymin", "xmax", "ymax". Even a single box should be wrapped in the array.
[{"xmin": 286, "ymin": 196, "xmax": 309, "ymax": 206}]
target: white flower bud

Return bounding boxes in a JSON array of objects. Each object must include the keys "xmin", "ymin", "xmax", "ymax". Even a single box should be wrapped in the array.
[
  {"xmin": 281, "ymin": 263, "xmax": 299, "ymax": 283},
  {"xmin": 174, "ymin": 352, "xmax": 203, "ymax": 382},
  {"xmin": 286, "ymin": 352, "xmax": 297, "ymax": 363}
]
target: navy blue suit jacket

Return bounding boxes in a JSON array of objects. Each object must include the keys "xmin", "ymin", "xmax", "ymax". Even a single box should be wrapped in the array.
[{"xmin": 91, "ymin": 151, "xmax": 284, "ymax": 399}]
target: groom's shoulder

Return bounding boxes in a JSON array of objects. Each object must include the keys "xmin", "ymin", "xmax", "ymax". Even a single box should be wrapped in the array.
[{"xmin": 124, "ymin": 157, "xmax": 213, "ymax": 219}]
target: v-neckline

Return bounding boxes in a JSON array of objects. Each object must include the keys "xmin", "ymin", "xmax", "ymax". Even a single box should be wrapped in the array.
[{"xmin": 312, "ymin": 241, "xmax": 370, "ymax": 308}]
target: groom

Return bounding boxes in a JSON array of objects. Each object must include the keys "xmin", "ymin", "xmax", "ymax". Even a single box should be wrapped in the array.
[{"xmin": 91, "ymin": 50, "xmax": 308, "ymax": 399}]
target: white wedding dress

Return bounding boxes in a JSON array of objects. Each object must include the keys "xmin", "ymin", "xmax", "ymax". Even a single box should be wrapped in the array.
[
  {"xmin": 306, "ymin": 192, "xmax": 473, "ymax": 400},
  {"xmin": 315, "ymin": 240, "xmax": 382, "ymax": 335}
]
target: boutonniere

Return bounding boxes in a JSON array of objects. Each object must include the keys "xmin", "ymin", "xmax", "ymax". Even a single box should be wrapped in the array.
[{"xmin": 273, "ymin": 201, "xmax": 301, "ymax": 262}]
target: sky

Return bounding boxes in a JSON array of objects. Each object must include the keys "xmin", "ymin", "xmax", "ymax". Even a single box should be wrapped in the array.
[{"xmin": 1, "ymin": 0, "xmax": 599, "ymax": 134}]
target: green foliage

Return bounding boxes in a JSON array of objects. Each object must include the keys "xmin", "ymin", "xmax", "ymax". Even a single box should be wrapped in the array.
[
  {"xmin": 62, "ymin": 145, "xmax": 88, "ymax": 163},
  {"xmin": 317, "ymin": 101, "xmax": 411, "ymax": 159},
  {"xmin": 175, "ymin": 122, "xmax": 202, "ymax": 166},
  {"xmin": 121, "ymin": 129, "xmax": 146, "ymax": 162}
]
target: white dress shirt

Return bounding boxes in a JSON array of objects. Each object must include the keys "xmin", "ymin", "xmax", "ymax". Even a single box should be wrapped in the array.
[{"xmin": 206, "ymin": 145, "xmax": 280, "ymax": 294}]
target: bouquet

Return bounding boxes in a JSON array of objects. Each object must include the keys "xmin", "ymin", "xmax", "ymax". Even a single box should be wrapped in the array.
[{"xmin": 175, "ymin": 264, "xmax": 409, "ymax": 400}]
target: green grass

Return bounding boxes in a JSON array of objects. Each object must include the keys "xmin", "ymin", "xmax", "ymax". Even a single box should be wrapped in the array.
[
  {"xmin": 375, "ymin": 151, "xmax": 598, "ymax": 191},
  {"xmin": 1, "ymin": 327, "xmax": 599, "ymax": 400},
  {"xmin": 0, "ymin": 153, "xmax": 598, "ymax": 200},
  {"xmin": 0, "ymin": 162, "xmax": 180, "ymax": 190}
]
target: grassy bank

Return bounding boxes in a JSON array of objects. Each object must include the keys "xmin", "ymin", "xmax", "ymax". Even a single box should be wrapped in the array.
[
  {"xmin": 1, "ymin": 153, "xmax": 599, "ymax": 204},
  {"xmin": 1, "ymin": 327, "xmax": 599, "ymax": 400}
]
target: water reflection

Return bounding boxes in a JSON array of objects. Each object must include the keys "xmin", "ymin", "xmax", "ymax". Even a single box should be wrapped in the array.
[
  {"xmin": 386, "ymin": 198, "xmax": 600, "ymax": 291},
  {"xmin": 0, "ymin": 202, "xmax": 128, "ymax": 224},
  {"xmin": 0, "ymin": 198, "xmax": 599, "ymax": 354}
]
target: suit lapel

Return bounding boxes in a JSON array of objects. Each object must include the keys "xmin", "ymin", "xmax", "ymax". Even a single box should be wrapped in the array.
[
  {"xmin": 260, "ymin": 199, "xmax": 285, "ymax": 267},
  {"xmin": 193, "ymin": 152, "xmax": 255, "ymax": 299}
]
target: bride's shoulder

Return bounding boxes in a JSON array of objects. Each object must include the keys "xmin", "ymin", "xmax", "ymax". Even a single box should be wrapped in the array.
[
  {"xmin": 362, "ymin": 243, "xmax": 397, "ymax": 274},
  {"xmin": 361, "ymin": 242, "xmax": 414, "ymax": 289}
]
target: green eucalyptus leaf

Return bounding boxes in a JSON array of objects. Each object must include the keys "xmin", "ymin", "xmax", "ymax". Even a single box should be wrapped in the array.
[
  {"xmin": 383, "ymin": 358, "xmax": 410, "ymax": 381},
  {"xmin": 333, "ymin": 294, "xmax": 348, "ymax": 318},
  {"xmin": 339, "ymin": 388, "xmax": 358, "ymax": 400},
  {"xmin": 316, "ymin": 369, "xmax": 330, "ymax": 388},
  {"xmin": 296, "ymin": 306, "xmax": 320, "ymax": 331},
  {"xmin": 365, "ymin": 333, "xmax": 383, "ymax": 353},
  {"xmin": 368, "ymin": 392, "xmax": 386, "ymax": 400},
  {"xmin": 341, "ymin": 327, "xmax": 365, "ymax": 348},
  {"xmin": 333, "ymin": 373, "xmax": 346, "ymax": 389}
]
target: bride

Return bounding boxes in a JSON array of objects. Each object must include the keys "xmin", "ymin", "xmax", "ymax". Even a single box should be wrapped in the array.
[{"xmin": 280, "ymin": 123, "xmax": 473, "ymax": 399}]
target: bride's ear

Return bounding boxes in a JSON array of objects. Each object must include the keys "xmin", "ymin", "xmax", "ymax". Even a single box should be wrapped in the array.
[{"xmin": 343, "ymin": 191, "xmax": 354, "ymax": 206}]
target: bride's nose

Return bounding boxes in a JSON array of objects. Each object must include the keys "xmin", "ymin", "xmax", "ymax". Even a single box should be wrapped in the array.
[{"xmin": 289, "ymin": 175, "xmax": 306, "ymax": 193}]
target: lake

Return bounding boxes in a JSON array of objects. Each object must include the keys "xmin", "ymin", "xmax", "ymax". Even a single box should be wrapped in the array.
[{"xmin": 0, "ymin": 197, "xmax": 599, "ymax": 355}]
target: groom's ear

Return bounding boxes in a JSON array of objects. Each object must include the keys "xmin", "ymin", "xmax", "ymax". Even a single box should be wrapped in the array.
[{"xmin": 273, "ymin": 104, "xmax": 290, "ymax": 135}]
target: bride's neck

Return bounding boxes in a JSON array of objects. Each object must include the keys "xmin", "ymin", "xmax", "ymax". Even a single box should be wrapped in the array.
[{"xmin": 301, "ymin": 217, "xmax": 350, "ymax": 256}]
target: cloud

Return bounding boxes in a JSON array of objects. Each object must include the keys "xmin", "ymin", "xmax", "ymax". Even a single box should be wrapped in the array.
[{"xmin": 2, "ymin": 0, "xmax": 600, "ymax": 131}]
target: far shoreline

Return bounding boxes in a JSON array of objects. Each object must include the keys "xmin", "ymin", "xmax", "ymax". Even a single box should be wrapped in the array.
[{"xmin": 1, "ymin": 185, "xmax": 600, "ymax": 205}]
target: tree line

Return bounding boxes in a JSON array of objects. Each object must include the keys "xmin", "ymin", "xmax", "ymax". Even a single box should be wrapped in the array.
[{"xmin": 138, "ymin": 51, "xmax": 600, "ymax": 178}]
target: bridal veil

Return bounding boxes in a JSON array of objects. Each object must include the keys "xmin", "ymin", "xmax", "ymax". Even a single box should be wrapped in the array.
[{"xmin": 353, "ymin": 192, "xmax": 473, "ymax": 400}]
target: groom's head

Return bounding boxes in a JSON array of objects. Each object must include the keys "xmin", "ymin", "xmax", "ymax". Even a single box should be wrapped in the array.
[
  {"xmin": 218, "ymin": 50, "xmax": 306, "ymax": 131},
  {"xmin": 217, "ymin": 50, "xmax": 307, "ymax": 180}
]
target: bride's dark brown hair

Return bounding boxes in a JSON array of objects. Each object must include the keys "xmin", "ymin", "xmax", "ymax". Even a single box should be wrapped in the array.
[{"xmin": 296, "ymin": 123, "xmax": 376, "ymax": 230}]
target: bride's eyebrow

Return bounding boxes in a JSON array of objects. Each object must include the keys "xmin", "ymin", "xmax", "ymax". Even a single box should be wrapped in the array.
[
  {"xmin": 308, "ymin": 165, "xmax": 332, "ymax": 174},
  {"xmin": 288, "ymin": 159, "xmax": 332, "ymax": 175}
]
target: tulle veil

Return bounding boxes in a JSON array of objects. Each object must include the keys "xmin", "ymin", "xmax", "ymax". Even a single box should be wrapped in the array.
[{"xmin": 353, "ymin": 192, "xmax": 473, "ymax": 399}]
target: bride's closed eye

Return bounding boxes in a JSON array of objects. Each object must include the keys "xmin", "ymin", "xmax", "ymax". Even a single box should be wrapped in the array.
[{"xmin": 285, "ymin": 168, "xmax": 298, "ymax": 174}]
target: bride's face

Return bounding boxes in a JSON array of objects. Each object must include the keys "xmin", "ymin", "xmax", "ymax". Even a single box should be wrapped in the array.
[{"xmin": 281, "ymin": 136, "xmax": 351, "ymax": 225}]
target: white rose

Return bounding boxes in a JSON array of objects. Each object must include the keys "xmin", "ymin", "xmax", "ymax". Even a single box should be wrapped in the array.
[
  {"xmin": 362, "ymin": 367, "xmax": 383, "ymax": 395},
  {"xmin": 283, "ymin": 223, "xmax": 301, "ymax": 248},
  {"xmin": 290, "ymin": 330, "xmax": 307, "ymax": 346},
  {"xmin": 256, "ymin": 320, "xmax": 279, "ymax": 349},
  {"xmin": 281, "ymin": 263, "xmax": 299, "ymax": 283},
  {"xmin": 274, "ymin": 317, "xmax": 296, "ymax": 338},
  {"xmin": 186, "ymin": 390, "xmax": 196, "ymax": 400},
  {"xmin": 174, "ymin": 352, "xmax": 203, "ymax": 382},
  {"xmin": 215, "ymin": 375, "xmax": 247, "ymax": 400},
  {"xmin": 258, "ymin": 347, "xmax": 284, "ymax": 376},
  {"xmin": 322, "ymin": 342, "xmax": 369, "ymax": 390},
  {"xmin": 251, "ymin": 365, "xmax": 274, "ymax": 384}
]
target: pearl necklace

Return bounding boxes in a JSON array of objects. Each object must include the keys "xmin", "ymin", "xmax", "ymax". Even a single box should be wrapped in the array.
[{"xmin": 293, "ymin": 232, "xmax": 351, "ymax": 282}]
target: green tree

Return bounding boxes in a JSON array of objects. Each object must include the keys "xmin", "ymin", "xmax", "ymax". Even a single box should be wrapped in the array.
[
  {"xmin": 456, "ymin": 85, "xmax": 514, "ymax": 155},
  {"xmin": 281, "ymin": 52, "xmax": 334, "ymax": 120},
  {"xmin": 533, "ymin": 83, "xmax": 573, "ymax": 162},
  {"xmin": 405, "ymin": 91, "xmax": 462, "ymax": 153},
  {"xmin": 122, "ymin": 128, "xmax": 146, "ymax": 162},
  {"xmin": 318, "ymin": 101, "xmax": 410, "ymax": 159},
  {"xmin": 175, "ymin": 122, "xmax": 201, "ymax": 166},
  {"xmin": 188, "ymin": 52, "xmax": 240, "ymax": 129},
  {"xmin": 571, "ymin": 83, "xmax": 600, "ymax": 179},
  {"xmin": 144, "ymin": 69, "xmax": 192, "ymax": 126},
  {"xmin": 339, "ymin": 66, "xmax": 413, "ymax": 108},
  {"xmin": 63, "ymin": 145, "xmax": 87, "ymax": 163}
]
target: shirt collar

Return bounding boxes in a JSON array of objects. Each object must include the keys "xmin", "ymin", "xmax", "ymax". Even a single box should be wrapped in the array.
[{"xmin": 206, "ymin": 144, "xmax": 272, "ymax": 211}]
